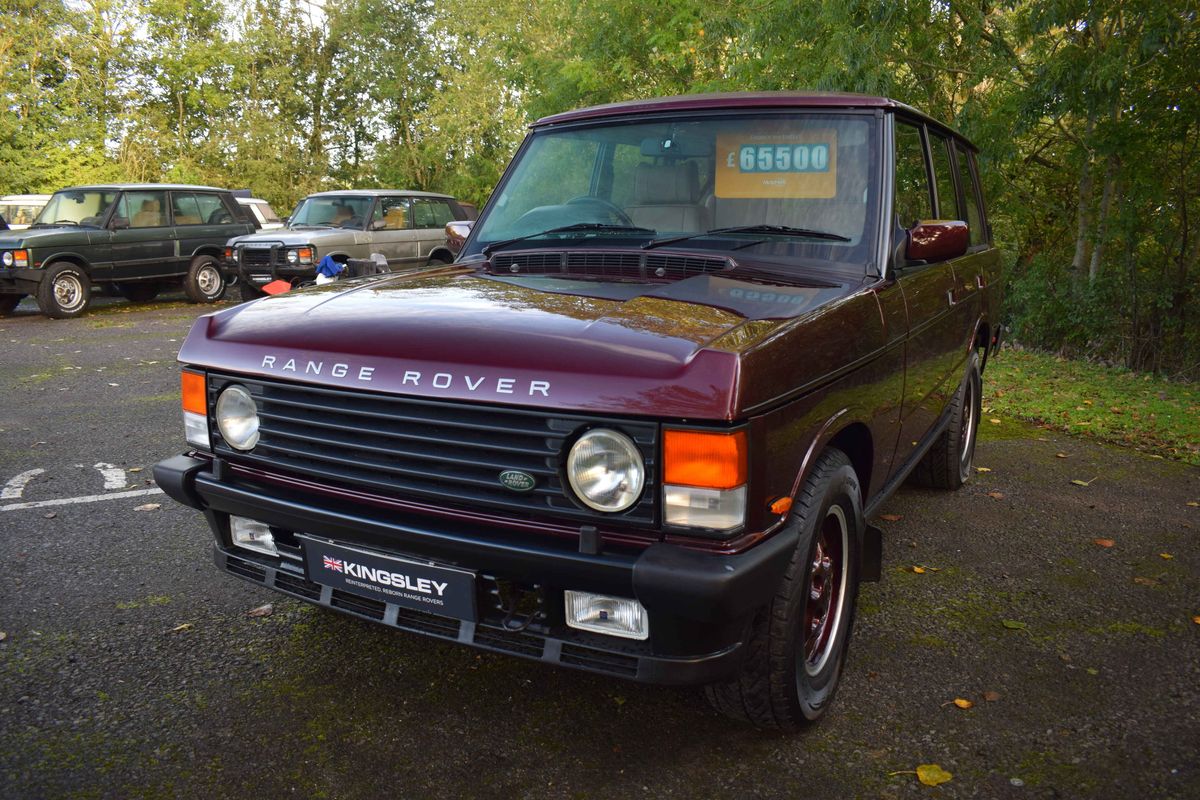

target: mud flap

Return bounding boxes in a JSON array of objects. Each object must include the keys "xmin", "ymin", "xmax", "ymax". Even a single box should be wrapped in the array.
[{"xmin": 861, "ymin": 523, "xmax": 883, "ymax": 582}]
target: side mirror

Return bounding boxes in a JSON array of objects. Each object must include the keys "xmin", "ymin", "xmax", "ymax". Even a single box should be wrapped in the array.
[
  {"xmin": 445, "ymin": 220, "xmax": 473, "ymax": 250},
  {"xmin": 906, "ymin": 220, "xmax": 968, "ymax": 263},
  {"xmin": 110, "ymin": 218, "xmax": 130, "ymax": 230},
  {"xmin": 369, "ymin": 219, "xmax": 389, "ymax": 231}
]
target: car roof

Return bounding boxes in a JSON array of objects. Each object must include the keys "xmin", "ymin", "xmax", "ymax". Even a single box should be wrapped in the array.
[
  {"xmin": 533, "ymin": 91, "xmax": 973, "ymax": 147},
  {"xmin": 53, "ymin": 183, "xmax": 231, "ymax": 192},
  {"xmin": 303, "ymin": 189, "xmax": 455, "ymax": 200}
]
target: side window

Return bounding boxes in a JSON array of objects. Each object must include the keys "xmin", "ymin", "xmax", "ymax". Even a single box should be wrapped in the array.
[
  {"xmin": 928, "ymin": 133, "xmax": 960, "ymax": 221},
  {"xmin": 378, "ymin": 197, "xmax": 411, "ymax": 230},
  {"xmin": 894, "ymin": 121, "xmax": 932, "ymax": 228},
  {"xmin": 412, "ymin": 199, "xmax": 455, "ymax": 229},
  {"xmin": 171, "ymin": 193, "xmax": 203, "ymax": 225},
  {"xmin": 119, "ymin": 191, "xmax": 168, "ymax": 229},
  {"xmin": 954, "ymin": 143, "xmax": 984, "ymax": 246},
  {"xmin": 195, "ymin": 193, "xmax": 232, "ymax": 224}
]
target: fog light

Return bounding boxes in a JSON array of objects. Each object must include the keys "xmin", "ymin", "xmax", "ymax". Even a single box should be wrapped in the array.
[
  {"xmin": 230, "ymin": 516, "xmax": 277, "ymax": 557},
  {"xmin": 565, "ymin": 591, "xmax": 648, "ymax": 640},
  {"xmin": 183, "ymin": 410, "xmax": 209, "ymax": 449}
]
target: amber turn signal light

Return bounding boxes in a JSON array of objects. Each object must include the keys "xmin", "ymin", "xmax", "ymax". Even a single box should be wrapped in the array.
[
  {"xmin": 769, "ymin": 496, "xmax": 793, "ymax": 515},
  {"xmin": 663, "ymin": 429, "xmax": 747, "ymax": 490},
  {"xmin": 181, "ymin": 370, "xmax": 206, "ymax": 415}
]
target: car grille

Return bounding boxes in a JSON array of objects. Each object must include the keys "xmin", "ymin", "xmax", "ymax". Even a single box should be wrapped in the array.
[
  {"xmin": 207, "ymin": 373, "xmax": 659, "ymax": 526},
  {"xmin": 239, "ymin": 247, "xmax": 277, "ymax": 269},
  {"xmin": 490, "ymin": 250, "xmax": 728, "ymax": 281}
]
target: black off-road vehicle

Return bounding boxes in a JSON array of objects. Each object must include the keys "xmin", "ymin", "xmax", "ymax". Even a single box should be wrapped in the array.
[{"xmin": 0, "ymin": 184, "xmax": 257, "ymax": 318}]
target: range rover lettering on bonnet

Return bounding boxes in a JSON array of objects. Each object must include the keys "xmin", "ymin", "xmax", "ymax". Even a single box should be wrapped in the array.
[{"xmin": 259, "ymin": 355, "xmax": 551, "ymax": 396}]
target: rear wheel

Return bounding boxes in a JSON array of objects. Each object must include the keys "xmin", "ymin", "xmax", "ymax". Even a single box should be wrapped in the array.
[
  {"xmin": 184, "ymin": 255, "xmax": 225, "ymax": 303},
  {"xmin": 116, "ymin": 282, "xmax": 160, "ymax": 303},
  {"xmin": 0, "ymin": 294, "xmax": 23, "ymax": 316},
  {"xmin": 705, "ymin": 448, "xmax": 862, "ymax": 731},
  {"xmin": 37, "ymin": 263, "xmax": 91, "ymax": 318},
  {"xmin": 911, "ymin": 350, "xmax": 982, "ymax": 490}
]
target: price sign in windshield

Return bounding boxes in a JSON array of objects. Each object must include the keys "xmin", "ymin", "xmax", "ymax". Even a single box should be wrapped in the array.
[
  {"xmin": 737, "ymin": 143, "xmax": 830, "ymax": 173},
  {"xmin": 716, "ymin": 130, "xmax": 838, "ymax": 199}
]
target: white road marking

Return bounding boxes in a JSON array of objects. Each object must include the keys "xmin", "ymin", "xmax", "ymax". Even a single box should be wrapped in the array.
[
  {"xmin": 2, "ymin": 469, "xmax": 46, "ymax": 500},
  {"xmin": 94, "ymin": 462, "xmax": 127, "ymax": 490},
  {"xmin": 1, "ymin": 487, "xmax": 163, "ymax": 512}
]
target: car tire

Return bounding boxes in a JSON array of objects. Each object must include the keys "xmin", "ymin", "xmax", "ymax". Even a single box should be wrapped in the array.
[
  {"xmin": 239, "ymin": 282, "xmax": 265, "ymax": 302},
  {"xmin": 37, "ymin": 263, "xmax": 92, "ymax": 319},
  {"xmin": 911, "ymin": 350, "xmax": 982, "ymax": 490},
  {"xmin": 116, "ymin": 282, "xmax": 160, "ymax": 303},
  {"xmin": 184, "ymin": 255, "xmax": 226, "ymax": 303},
  {"xmin": 0, "ymin": 294, "xmax": 24, "ymax": 316},
  {"xmin": 705, "ymin": 447, "xmax": 862, "ymax": 731}
]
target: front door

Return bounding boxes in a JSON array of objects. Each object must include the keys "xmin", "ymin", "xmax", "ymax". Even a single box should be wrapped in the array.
[{"xmin": 109, "ymin": 191, "xmax": 176, "ymax": 281}]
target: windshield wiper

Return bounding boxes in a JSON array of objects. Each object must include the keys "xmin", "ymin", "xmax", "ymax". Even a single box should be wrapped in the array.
[
  {"xmin": 643, "ymin": 225, "xmax": 851, "ymax": 250},
  {"xmin": 483, "ymin": 223, "xmax": 655, "ymax": 257}
]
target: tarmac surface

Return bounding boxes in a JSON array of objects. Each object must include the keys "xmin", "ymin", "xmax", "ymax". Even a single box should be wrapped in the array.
[{"xmin": 1, "ymin": 292, "xmax": 1198, "ymax": 799}]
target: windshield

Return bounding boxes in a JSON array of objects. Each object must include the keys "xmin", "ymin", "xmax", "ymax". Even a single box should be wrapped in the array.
[
  {"xmin": 34, "ymin": 190, "xmax": 119, "ymax": 228},
  {"xmin": 288, "ymin": 195, "xmax": 374, "ymax": 229},
  {"xmin": 466, "ymin": 113, "xmax": 879, "ymax": 269}
]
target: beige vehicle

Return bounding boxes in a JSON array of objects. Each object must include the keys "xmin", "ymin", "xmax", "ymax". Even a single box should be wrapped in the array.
[
  {"xmin": 223, "ymin": 190, "xmax": 471, "ymax": 300},
  {"xmin": 0, "ymin": 195, "xmax": 52, "ymax": 229}
]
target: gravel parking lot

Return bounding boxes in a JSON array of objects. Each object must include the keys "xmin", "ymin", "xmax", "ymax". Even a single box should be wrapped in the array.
[{"xmin": 1, "ymin": 295, "xmax": 1198, "ymax": 799}]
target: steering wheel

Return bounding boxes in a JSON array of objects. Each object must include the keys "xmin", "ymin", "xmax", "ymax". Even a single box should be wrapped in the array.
[{"xmin": 565, "ymin": 196, "xmax": 634, "ymax": 227}]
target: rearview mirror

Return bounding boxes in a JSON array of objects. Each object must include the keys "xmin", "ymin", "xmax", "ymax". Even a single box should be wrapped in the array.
[
  {"xmin": 445, "ymin": 220, "xmax": 474, "ymax": 249},
  {"xmin": 906, "ymin": 220, "xmax": 968, "ymax": 263}
]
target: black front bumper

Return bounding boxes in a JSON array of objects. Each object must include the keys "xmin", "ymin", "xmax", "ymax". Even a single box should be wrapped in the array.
[
  {"xmin": 154, "ymin": 454, "xmax": 799, "ymax": 685},
  {"xmin": 0, "ymin": 267, "xmax": 42, "ymax": 294}
]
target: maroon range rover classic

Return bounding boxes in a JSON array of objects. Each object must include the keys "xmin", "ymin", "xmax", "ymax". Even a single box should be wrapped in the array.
[{"xmin": 155, "ymin": 92, "xmax": 1001, "ymax": 730}]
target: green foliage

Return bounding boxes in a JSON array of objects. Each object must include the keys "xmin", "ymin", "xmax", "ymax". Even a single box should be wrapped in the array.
[
  {"xmin": 985, "ymin": 349, "xmax": 1200, "ymax": 464},
  {"xmin": 0, "ymin": 0, "xmax": 1196, "ymax": 375}
]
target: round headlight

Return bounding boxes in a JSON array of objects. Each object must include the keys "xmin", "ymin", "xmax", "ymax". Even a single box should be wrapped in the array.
[
  {"xmin": 286, "ymin": 249, "xmax": 299, "ymax": 264},
  {"xmin": 1, "ymin": 252, "xmax": 12, "ymax": 267},
  {"xmin": 566, "ymin": 429, "xmax": 644, "ymax": 513},
  {"xmin": 215, "ymin": 385, "xmax": 259, "ymax": 450}
]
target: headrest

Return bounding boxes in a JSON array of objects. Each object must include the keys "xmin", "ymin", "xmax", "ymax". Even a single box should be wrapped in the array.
[
  {"xmin": 141, "ymin": 198, "xmax": 160, "ymax": 212},
  {"xmin": 634, "ymin": 162, "xmax": 699, "ymax": 204}
]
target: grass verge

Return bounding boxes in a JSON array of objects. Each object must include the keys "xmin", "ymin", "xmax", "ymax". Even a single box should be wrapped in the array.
[{"xmin": 983, "ymin": 348, "xmax": 1200, "ymax": 465}]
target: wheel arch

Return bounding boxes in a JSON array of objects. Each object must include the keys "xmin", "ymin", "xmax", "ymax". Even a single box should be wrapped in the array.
[
  {"xmin": 188, "ymin": 245, "xmax": 223, "ymax": 261},
  {"xmin": 427, "ymin": 247, "xmax": 455, "ymax": 265},
  {"xmin": 40, "ymin": 253, "xmax": 93, "ymax": 277}
]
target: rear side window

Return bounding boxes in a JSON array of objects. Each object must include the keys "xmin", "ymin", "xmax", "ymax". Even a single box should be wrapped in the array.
[
  {"xmin": 171, "ymin": 193, "xmax": 204, "ymax": 225},
  {"xmin": 928, "ymin": 133, "xmax": 959, "ymax": 221},
  {"xmin": 893, "ymin": 121, "xmax": 932, "ymax": 228},
  {"xmin": 118, "ymin": 191, "xmax": 169, "ymax": 229},
  {"xmin": 954, "ymin": 143, "xmax": 985, "ymax": 246},
  {"xmin": 411, "ymin": 198, "xmax": 455, "ymax": 229},
  {"xmin": 195, "ymin": 193, "xmax": 232, "ymax": 224},
  {"xmin": 377, "ymin": 197, "xmax": 412, "ymax": 230}
]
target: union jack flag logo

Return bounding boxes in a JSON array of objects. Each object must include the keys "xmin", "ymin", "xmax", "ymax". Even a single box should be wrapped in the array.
[{"xmin": 323, "ymin": 556, "xmax": 344, "ymax": 573}]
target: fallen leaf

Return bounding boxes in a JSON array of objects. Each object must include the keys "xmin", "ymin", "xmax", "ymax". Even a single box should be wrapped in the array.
[
  {"xmin": 1159, "ymin": 553, "xmax": 1174, "ymax": 560},
  {"xmin": 1083, "ymin": 399, "xmax": 1093, "ymax": 405},
  {"xmin": 0, "ymin": 631, "xmax": 6, "ymax": 642},
  {"xmin": 134, "ymin": 503, "xmax": 160, "ymax": 512},
  {"xmin": 1193, "ymin": 616, "xmax": 1200, "ymax": 625},
  {"xmin": 1086, "ymin": 667, "xmax": 1099, "ymax": 676},
  {"xmin": 917, "ymin": 764, "xmax": 953, "ymax": 787},
  {"xmin": 989, "ymin": 418, "xmax": 1002, "ymax": 425},
  {"xmin": 983, "ymin": 690, "xmax": 1001, "ymax": 702},
  {"xmin": 1002, "ymin": 619, "xmax": 1028, "ymax": 630},
  {"xmin": 1187, "ymin": 501, "xmax": 1199, "ymax": 507},
  {"xmin": 613, "ymin": 695, "xmax": 626, "ymax": 707},
  {"xmin": 1093, "ymin": 538, "xmax": 1115, "ymax": 548},
  {"xmin": 1133, "ymin": 576, "xmax": 1158, "ymax": 587},
  {"xmin": 246, "ymin": 603, "xmax": 274, "ymax": 618},
  {"xmin": 911, "ymin": 566, "xmax": 926, "ymax": 574},
  {"xmin": 170, "ymin": 623, "xmax": 193, "ymax": 633},
  {"xmin": 974, "ymin": 466, "xmax": 992, "ymax": 473},
  {"xmin": 1071, "ymin": 477, "xmax": 1098, "ymax": 487},
  {"xmin": 987, "ymin": 491, "xmax": 1005, "ymax": 499},
  {"xmin": 128, "ymin": 467, "xmax": 143, "ymax": 473},
  {"xmin": 1055, "ymin": 452, "xmax": 1068, "ymax": 458},
  {"xmin": 953, "ymin": 698, "xmax": 974, "ymax": 709},
  {"xmin": 43, "ymin": 512, "xmax": 56, "ymax": 519},
  {"xmin": 880, "ymin": 513, "xmax": 902, "ymax": 521}
]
